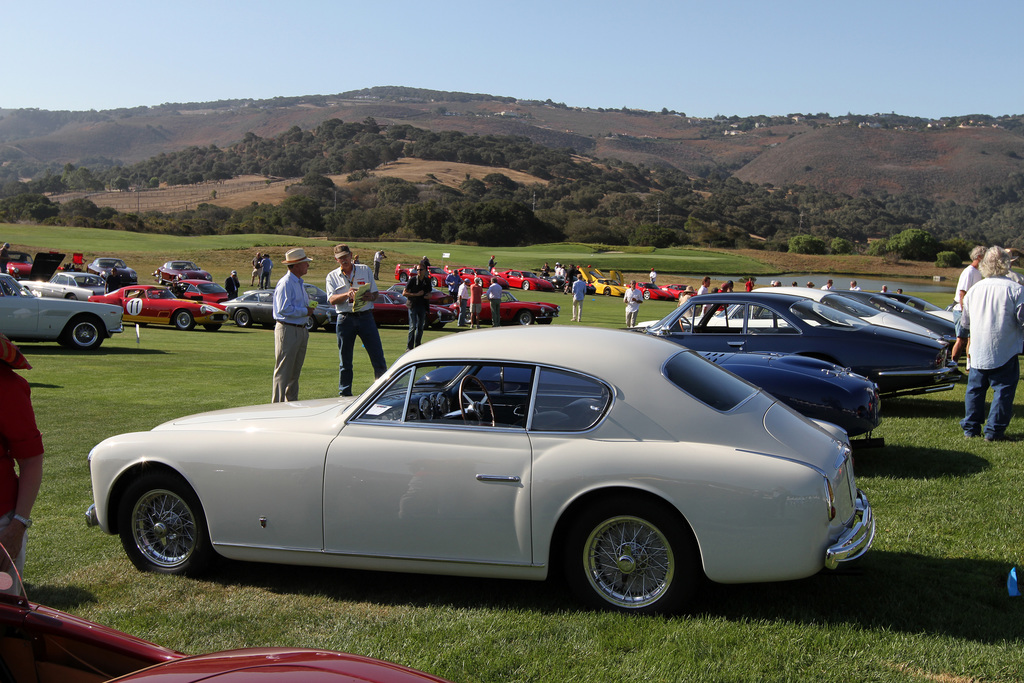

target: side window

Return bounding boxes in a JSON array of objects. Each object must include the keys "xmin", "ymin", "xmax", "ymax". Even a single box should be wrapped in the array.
[
  {"xmin": 694, "ymin": 303, "xmax": 742, "ymax": 332},
  {"xmin": 531, "ymin": 368, "xmax": 610, "ymax": 432},
  {"xmin": 746, "ymin": 305, "xmax": 796, "ymax": 334}
]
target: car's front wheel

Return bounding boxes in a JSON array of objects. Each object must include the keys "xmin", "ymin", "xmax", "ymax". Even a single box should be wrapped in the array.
[
  {"xmin": 522, "ymin": 281, "xmax": 531, "ymax": 291},
  {"xmin": 172, "ymin": 309, "xmax": 195, "ymax": 331},
  {"xmin": 516, "ymin": 310, "xmax": 534, "ymax": 325},
  {"xmin": 64, "ymin": 293, "xmax": 77, "ymax": 300},
  {"xmin": 58, "ymin": 315, "xmax": 104, "ymax": 350},
  {"xmin": 563, "ymin": 496, "xmax": 701, "ymax": 615},
  {"xmin": 604, "ymin": 288, "xmax": 612, "ymax": 296},
  {"xmin": 643, "ymin": 290, "xmax": 651, "ymax": 300},
  {"xmin": 117, "ymin": 472, "xmax": 214, "ymax": 576}
]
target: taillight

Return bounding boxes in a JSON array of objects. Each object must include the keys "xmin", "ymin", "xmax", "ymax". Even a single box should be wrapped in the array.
[{"xmin": 823, "ymin": 477, "xmax": 836, "ymax": 521}]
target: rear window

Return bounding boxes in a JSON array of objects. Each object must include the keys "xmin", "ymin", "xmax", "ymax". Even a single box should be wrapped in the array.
[{"xmin": 663, "ymin": 351, "xmax": 756, "ymax": 411}]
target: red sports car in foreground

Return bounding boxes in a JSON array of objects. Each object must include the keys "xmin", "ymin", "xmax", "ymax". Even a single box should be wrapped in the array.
[
  {"xmin": 0, "ymin": 545, "xmax": 452, "ymax": 682},
  {"xmin": 372, "ymin": 291, "xmax": 458, "ymax": 328},
  {"xmin": 495, "ymin": 269, "xmax": 556, "ymax": 291},
  {"xmin": 465, "ymin": 290, "xmax": 560, "ymax": 325},
  {"xmin": 90, "ymin": 285, "xmax": 229, "ymax": 331}
]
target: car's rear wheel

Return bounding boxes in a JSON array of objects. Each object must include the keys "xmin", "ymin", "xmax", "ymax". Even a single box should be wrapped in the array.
[
  {"xmin": 516, "ymin": 310, "xmax": 534, "ymax": 325},
  {"xmin": 304, "ymin": 316, "xmax": 317, "ymax": 331},
  {"xmin": 172, "ymin": 309, "xmax": 195, "ymax": 331},
  {"xmin": 563, "ymin": 496, "xmax": 701, "ymax": 615},
  {"xmin": 522, "ymin": 281, "xmax": 531, "ymax": 291},
  {"xmin": 399, "ymin": 272, "xmax": 409, "ymax": 282},
  {"xmin": 118, "ymin": 472, "xmax": 214, "ymax": 576},
  {"xmin": 604, "ymin": 288, "xmax": 612, "ymax": 296},
  {"xmin": 233, "ymin": 309, "xmax": 252, "ymax": 327},
  {"xmin": 58, "ymin": 315, "xmax": 104, "ymax": 350},
  {"xmin": 64, "ymin": 293, "xmax": 77, "ymax": 300}
]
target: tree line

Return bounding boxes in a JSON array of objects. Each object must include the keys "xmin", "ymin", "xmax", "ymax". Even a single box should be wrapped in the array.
[{"xmin": 2, "ymin": 116, "xmax": 1024, "ymax": 258}]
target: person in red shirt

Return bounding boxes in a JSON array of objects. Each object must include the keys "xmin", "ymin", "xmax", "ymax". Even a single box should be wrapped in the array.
[
  {"xmin": 469, "ymin": 278, "xmax": 484, "ymax": 328},
  {"xmin": 0, "ymin": 333, "xmax": 44, "ymax": 581}
]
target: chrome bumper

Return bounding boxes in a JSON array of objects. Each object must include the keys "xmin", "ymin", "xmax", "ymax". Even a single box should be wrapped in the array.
[
  {"xmin": 825, "ymin": 488, "xmax": 875, "ymax": 569},
  {"xmin": 85, "ymin": 503, "xmax": 99, "ymax": 528}
]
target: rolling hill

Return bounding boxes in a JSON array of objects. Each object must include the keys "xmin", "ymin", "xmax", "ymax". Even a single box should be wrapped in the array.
[{"xmin": 2, "ymin": 88, "xmax": 1023, "ymax": 205}]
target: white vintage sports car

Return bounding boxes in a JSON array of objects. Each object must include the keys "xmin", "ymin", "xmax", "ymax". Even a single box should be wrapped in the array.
[
  {"xmin": 86, "ymin": 326, "xmax": 874, "ymax": 614},
  {"xmin": 0, "ymin": 273, "xmax": 123, "ymax": 350}
]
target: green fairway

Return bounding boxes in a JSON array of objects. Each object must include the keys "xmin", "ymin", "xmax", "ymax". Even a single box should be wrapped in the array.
[{"xmin": 5, "ymin": 224, "xmax": 1024, "ymax": 681}]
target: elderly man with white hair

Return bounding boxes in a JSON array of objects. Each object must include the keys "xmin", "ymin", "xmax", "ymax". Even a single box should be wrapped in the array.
[{"xmin": 959, "ymin": 246, "xmax": 1024, "ymax": 441}]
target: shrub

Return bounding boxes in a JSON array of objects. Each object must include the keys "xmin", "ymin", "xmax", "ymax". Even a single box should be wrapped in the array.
[
  {"xmin": 788, "ymin": 234, "xmax": 827, "ymax": 255},
  {"xmin": 935, "ymin": 251, "xmax": 961, "ymax": 268}
]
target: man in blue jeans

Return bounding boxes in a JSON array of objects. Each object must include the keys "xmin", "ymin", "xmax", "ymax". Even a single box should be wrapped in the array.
[
  {"xmin": 959, "ymin": 246, "xmax": 1024, "ymax": 441},
  {"xmin": 326, "ymin": 244, "xmax": 387, "ymax": 396}
]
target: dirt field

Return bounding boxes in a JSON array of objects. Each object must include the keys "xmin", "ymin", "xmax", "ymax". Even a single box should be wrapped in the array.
[{"xmin": 47, "ymin": 160, "xmax": 547, "ymax": 213}]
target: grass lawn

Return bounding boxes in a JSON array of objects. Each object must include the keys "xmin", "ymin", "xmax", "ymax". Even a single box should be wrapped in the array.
[{"xmin": 5, "ymin": 225, "xmax": 1024, "ymax": 681}]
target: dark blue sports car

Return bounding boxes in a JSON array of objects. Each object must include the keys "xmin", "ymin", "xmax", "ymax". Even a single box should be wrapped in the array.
[
  {"xmin": 646, "ymin": 292, "xmax": 959, "ymax": 398},
  {"xmin": 699, "ymin": 351, "xmax": 881, "ymax": 439}
]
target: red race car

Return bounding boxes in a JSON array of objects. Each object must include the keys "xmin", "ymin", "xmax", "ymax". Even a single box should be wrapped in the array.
[
  {"xmin": 634, "ymin": 282, "xmax": 676, "ymax": 301},
  {"xmin": 495, "ymin": 269, "xmax": 556, "ymax": 292},
  {"xmin": 449, "ymin": 266, "xmax": 509, "ymax": 289},
  {"xmin": 90, "ymin": 284, "xmax": 229, "ymax": 331},
  {"xmin": 661, "ymin": 284, "xmax": 696, "ymax": 300},
  {"xmin": 0, "ymin": 545, "xmax": 452, "ymax": 682},
  {"xmin": 394, "ymin": 264, "xmax": 448, "ymax": 286},
  {"xmin": 2, "ymin": 250, "xmax": 34, "ymax": 279}
]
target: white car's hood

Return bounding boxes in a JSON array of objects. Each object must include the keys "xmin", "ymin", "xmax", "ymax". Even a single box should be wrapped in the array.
[{"xmin": 153, "ymin": 396, "xmax": 359, "ymax": 432}]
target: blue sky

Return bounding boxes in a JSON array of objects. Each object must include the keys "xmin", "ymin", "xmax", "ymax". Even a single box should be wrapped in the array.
[{"xmin": 4, "ymin": 0, "xmax": 1020, "ymax": 118}]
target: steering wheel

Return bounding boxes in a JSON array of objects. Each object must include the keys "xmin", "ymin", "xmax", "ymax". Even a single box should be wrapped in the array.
[{"xmin": 458, "ymin": 375, "xmax": 495, "ymax": 427}]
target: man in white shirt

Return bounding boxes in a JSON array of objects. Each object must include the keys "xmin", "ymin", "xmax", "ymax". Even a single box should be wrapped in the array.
[
  {"xmin": 327, "ymin": 244, "xmax": 387, "ymax": 396},
  {"xmin": 624, "ymin": 281, "xmax": 643, "ymax": 327},
  {"xmin": 696, "ymin": 276, "xmax": 711, "ymax": 296},
  {"xmin": 849, "ymin": 281, "xmax": 861, "ymax": 290},
  {"xmin": 373, "ymin": 249, "xmax": 386, "ymax": 280},
  {"xmin": 649, "ymin": 269, "xmax": 657, "ymax": 285},
  {"xmin": 271, "ymin": 248, "xmax": 315, "ymax": 403},
  {"xmin": 951, "ymin": 245, "xmax": 987, "ymax": 362},
  {"xmin": 457, "ymin": 280, "xmax": 471, "ymax": 326},
  {"xmin": 487, "ymin": 280, "xmax": 503, "ymax": 327},
  {"xmin": 821, "ymin": 279, "xmax": 834, "ymax": 290},
  {"xmin": 959, "ymin": 247, "xmax": 1024, "ymax": 441}
]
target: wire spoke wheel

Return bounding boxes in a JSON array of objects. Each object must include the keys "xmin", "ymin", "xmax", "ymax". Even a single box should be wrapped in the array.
[
  {"xmin": 131, "ymin": 489, "xmax": 198, "ymax": 569},
  {"xmin": 584, "ymin": 515, "xmax": 674, "ymax": 608}
]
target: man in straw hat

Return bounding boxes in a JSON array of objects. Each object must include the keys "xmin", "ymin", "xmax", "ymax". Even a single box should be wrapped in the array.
[
  {"xmin": 0, "ymin": 333, "xmax": 44, "ymax": 582},
  {"xmin": 327, "ymin": 244, "xmax": 387, "ymax": 396},
  {"xmin": 271, "ymin": 248, "xmax": 316, "ymax": 402}
]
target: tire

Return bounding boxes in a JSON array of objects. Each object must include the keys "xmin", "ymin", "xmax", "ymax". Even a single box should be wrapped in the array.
[
  {"xmin": 304, "ymin": 316, "xmax": 317, "ymax": 331},
  {"xmin": 233, "ymin": 309, "xmax": 252, "ymax": 327},
  {"xmin": 202, "ymin": 324, "xmax": 222, "ymax": 332},
  {"xmin": 604, "ymin": 288, "xmax": 612, "ymax": 296},
  {"xmin": 64, "ymin": 293, "xmax": 77, "ymax": 300},
  {"xmin": 172, "ymin": 309, "xmax": 196, "ymax": 331},
  {"xmin": 643, "ymin": 290, "xmax": 651, "ymax": 300},
  {"xmin": 516, "ymin": 310, "xmax": 534, "ymax": 326},
  {"xmin": 58, "ymin": 316, "xmax": 104, "ymax": 350},
  {"xmin": 399, "ymin": 272, "xmax": 409, "ymax": 282},
  {"xmin": 563, "ymin": 496, "xmax": 701, "ymax": 615},
  {"xmin": 522, "ymin": 281, "xmax": 531, "ymax": 291},
  {"xmin": 117, "ymin": 472, "xmax": 215, "ymax": 576}
]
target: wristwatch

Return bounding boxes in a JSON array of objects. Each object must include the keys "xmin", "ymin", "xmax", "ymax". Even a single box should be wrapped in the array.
[{"xmin": 12, "ymin": 514, "xmax": 32, "ymax": 528}]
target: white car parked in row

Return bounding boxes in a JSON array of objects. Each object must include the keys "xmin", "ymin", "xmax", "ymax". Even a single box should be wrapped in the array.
[
  {"xmin": 86, "ymin": 326, "xmax": 873, "ymax": 614},
  {"xmin": 0, "ymin": 273, "xmax": 123, "ymax": 350}
]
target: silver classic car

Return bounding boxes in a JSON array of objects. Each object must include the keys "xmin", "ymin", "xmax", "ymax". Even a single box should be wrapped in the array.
[
  {"xmin": 86, "ymin": 326, "xmax": 873, "ymax": 614},
  {"xmin": 0, "ymin": 273, "xmax": 123, "ymax": 350}
]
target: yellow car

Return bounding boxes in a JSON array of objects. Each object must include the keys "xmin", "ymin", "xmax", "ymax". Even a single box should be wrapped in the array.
[{"xmin": 583, "ymin": 267, "xmax": 628, "ymax": 296}]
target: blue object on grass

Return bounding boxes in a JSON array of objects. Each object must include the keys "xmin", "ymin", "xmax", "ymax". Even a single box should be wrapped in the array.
[{"xmin": 1009, "ymin": 567, "xmax": 1020, "ymax": 597}]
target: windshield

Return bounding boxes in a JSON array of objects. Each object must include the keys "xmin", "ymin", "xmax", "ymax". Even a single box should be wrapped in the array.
[
  {"xmin": 149, "ymin": 289, "xmax": 176, "ymax": 299},
  {"xmin": 197, "ymin": 283, "xmax": 226, "ymax": 293}
]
